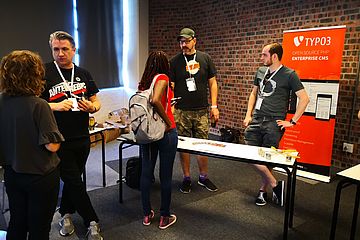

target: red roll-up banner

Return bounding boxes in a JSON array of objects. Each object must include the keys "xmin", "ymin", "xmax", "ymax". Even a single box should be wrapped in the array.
[{"xmin": 280, "ymin": 26, "xmax": 346, "ymax": 181}]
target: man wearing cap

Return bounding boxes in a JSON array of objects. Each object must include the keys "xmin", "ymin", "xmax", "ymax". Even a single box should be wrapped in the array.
[{"xmin": 170, "ymin": 27, "xmax": 219, "ymax": 193}]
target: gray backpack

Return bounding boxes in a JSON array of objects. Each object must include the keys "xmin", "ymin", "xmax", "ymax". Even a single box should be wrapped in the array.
[{"xmin": 129, "ymin": 74, "xmax": 168, "ymax": 144}]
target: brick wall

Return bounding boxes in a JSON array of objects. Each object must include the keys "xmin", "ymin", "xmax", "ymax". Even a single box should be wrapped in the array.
[{"xmin": 148, "ymin": 0, "xmax": 360, "ymax": 169}]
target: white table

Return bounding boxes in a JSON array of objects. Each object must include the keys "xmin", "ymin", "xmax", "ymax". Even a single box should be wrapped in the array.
[
  {"xmin": 330, "ymin": 164, "xmax": 360, "ymax": 240},
  {"xmin": 117, "ymin": 136, "xmax": 298, "ymax": 240},
  {"xmin": 177, "ymin": 137, "xmax": 297, "ymax": 240}
]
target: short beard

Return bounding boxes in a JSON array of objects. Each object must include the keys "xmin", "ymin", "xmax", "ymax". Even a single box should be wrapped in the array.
[
  {"xmin": 264, "ymin": 59, "xmax": 273, "ymax": 67},
  {"xmin": 182, "ymin": 46, "xmax": 194, "ymax": 55}
]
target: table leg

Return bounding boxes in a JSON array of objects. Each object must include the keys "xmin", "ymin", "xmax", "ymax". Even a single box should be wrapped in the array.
[
  {"xmin": 350, "ymin": 183, "xmax": 360, "ymax": 240},
  {"xmin": 83, "ymin": 166, "xmax": 87, "ymax": 189},
  {"xmin": 330, "ymin": 179, "xmax": 348, "ymax": 240},
  {"xmin": 282, "ymin": 167, "xmax": 292, "ymax": 240},
  {"xmin": 289, "ymin": 162, "xmax": 297, "ymax": 228},
  {"xmin": 118, "ymin": 141, "xmax": 125, "ymax": 203},
  {"xmin": 100, "ymin": 131, "xmax": 106, "ymax": 187}
]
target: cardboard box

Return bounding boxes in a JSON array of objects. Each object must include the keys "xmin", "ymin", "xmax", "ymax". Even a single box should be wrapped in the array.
[
  {"xmin": 105, "ymin": 127, "xmax": 121, "ymax": 143},
  {"xmin": 89, "ymin": 127, "xmax": 121, "ymax": 148},
  {"xmin": 90, "ymin": 132, "xmax": 103, "ymax": 147}
]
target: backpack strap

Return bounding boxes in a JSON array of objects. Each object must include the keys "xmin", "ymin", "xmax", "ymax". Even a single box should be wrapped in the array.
[
  {"xmin": 149, "ymin": 74, "xmax": 160, "ymax": 93},
  {"xmin": 150, "ymin": 74, "xmax": 169, "ymax": 112}
]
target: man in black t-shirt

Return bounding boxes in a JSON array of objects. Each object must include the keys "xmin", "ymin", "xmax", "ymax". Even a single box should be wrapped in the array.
[
  {"xmin": 170, "ymin": 28, "xmax": 220, "ymax": 194},
  {"xmin": 243, "ymin": 43, "xmax": 309, "ymax": 207},
  {"xmin": 41, "ymin": 31, "xmax": 103, "ymax": 240}
]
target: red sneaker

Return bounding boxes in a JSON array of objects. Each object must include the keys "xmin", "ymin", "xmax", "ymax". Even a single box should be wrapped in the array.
[
  {"xmin": 159, "ymin": 214, "xmax": 177, "ymax": 229},
  {"xmin": 142, "ymin": 210, "xmax": 155, "ymax": 226}
]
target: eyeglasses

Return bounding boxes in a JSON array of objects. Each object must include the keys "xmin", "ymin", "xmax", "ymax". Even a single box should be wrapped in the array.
[{"xmin": 179, "ymin": 38, "xmax": 193, "ymax": 44}]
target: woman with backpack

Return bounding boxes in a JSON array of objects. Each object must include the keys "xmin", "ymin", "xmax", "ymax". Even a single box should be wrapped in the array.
[{"xmin": 138, "ymin": 51, "xmax": 178, "ymax": 229}]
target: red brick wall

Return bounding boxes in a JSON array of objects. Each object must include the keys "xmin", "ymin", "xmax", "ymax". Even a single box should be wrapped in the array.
[{"xmin": 148, "ymin": 0, "xmax": 360, "ymax": 169}]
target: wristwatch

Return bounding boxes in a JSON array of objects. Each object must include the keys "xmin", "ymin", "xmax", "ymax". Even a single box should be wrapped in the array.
[{"xmin": 290, "ymin": 119, "xmax": 297, "ymax": 125}]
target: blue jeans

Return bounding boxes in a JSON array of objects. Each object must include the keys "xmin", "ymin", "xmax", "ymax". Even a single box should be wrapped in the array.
[
  {"xmin": 244, "ymin": 115, "xmax": 285, "ymax": 148},
  {"xmin": 140, "ymin": 128, "xmax": 178, "ymax": 217}
]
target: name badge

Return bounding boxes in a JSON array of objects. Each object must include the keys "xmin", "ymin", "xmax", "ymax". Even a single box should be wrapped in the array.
[
  {"xmin": 69, "ymin": 97, "xmax": 80, "ymax": 111},
  {"xmin": 255, "ymin": 97, "xmax": 263, "ymax": 110},
  {"xmin": 186, "ymin": 77, "xmax": 196, "ymax": 92}
]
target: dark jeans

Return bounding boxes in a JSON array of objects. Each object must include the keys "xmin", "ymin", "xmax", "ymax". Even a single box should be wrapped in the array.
[
  {"xmin": 140, "ymin": 128, "xmax": 178, "ymax": 217},
  {"xmin": 244, "ymin": 116, "xmax": 285, "ymax": 148},
  {"xmin": 57, "ymin": 137, "xmax": 99, "ymax": 227},
  {"xmin": 4, "ymin": 166, "xmax": 60, "ymax": 240}
]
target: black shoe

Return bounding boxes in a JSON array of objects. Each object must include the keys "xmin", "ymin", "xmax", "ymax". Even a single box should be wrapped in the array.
[
  {"xmin": 198, "ymin": 178, "xmax": 218, "ymax": 192},
  {"xmin": 255, "ymin": 191, "xmax": 267, "ymax": 206},
  {"xmin": 272, "ymin": 181, "xmax": 285, "ymax": 207},
  {"xmin": 180, "ymin": 179, "xmax": 191, "ymax": 193}
]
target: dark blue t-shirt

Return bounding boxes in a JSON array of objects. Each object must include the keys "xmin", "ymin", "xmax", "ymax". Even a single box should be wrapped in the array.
[{"xmin": 253, "ymin": 66, "xmax": 304, "ymax": 119}]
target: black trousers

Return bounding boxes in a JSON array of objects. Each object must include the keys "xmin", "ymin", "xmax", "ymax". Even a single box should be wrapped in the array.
[
  {"xmin": 57, "ymin": 137, "xmax": 99, "ymax": 227},
  {"xmin": 4, "ymin": 166, "xmax": 60, "ymax": 240}
]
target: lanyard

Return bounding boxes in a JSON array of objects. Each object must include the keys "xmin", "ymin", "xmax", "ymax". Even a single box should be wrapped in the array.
[
  {"xmin": 54, "ymin": 61, "xmax": 75, "ymax": 94},
  {"xmin": 259, "ymin": 65, "xmax": 282, "ymax": 96},
  {"xmin": 183, "ymin": 52, "xmax": 196, "ymax": 78}
]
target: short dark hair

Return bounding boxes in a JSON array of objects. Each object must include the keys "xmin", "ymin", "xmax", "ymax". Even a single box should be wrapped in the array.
[
  {"xmin": 268, "ymin": 43, "xmax": 283, "ymax": 61},
  {"xmin": 0, "ymin": 50, "xmax": 45, "ymax": 96},
  {"xmin": 49, "ymin": 31, "xmax": 75, "ymax": 48}
]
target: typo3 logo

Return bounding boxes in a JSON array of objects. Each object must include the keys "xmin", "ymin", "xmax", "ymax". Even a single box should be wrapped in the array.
[
  {"xmin": 294, "ymin": 36, "xmax": 332, "ymax": 47},
  {"xmin": 293, "ymin": 36, "xmax": 304, "ymax": 47}
]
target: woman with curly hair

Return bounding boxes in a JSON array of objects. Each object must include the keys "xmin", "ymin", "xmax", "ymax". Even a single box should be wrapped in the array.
[
  {"xmin": 139, "ymin": 51, "xmax": 178, "ymax": 229},
  {"xmin": 0, "ymin": 50, "xmax": 64, "ymax": 240}
]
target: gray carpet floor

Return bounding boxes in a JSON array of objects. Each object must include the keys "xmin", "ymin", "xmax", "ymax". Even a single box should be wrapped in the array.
[{"xmin": 0, "ymin": 140, "xmax": 359, "ymax": 240}]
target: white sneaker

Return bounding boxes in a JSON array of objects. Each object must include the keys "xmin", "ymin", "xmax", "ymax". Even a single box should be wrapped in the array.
[
  {"xmin": 86, "ymin": 221, "xmax": 103, "ymax": 240},
  {"xmin": 59, "ymin": 213, "xmax": 75, "ymax": 236}
]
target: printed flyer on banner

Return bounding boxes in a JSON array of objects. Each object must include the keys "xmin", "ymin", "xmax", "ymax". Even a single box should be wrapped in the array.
[{"xmin": 280, "ymin": 26, "xmax": 346, "ymax": 182}]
